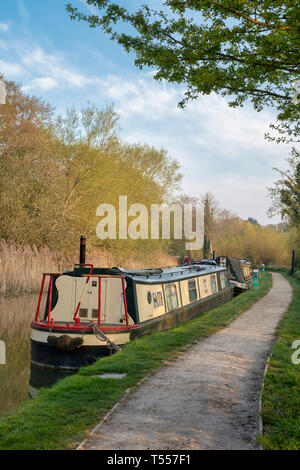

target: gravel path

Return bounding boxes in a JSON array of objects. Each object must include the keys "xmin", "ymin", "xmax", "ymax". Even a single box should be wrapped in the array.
[{"xmin": 79, "ymin": 273, "xmax": 292, "ymax": 450}]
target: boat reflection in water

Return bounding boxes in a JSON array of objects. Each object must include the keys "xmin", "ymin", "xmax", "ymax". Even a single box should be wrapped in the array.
[{"xmin": 0, "ymin": 294, "xmax": 35, "ymax": 416}]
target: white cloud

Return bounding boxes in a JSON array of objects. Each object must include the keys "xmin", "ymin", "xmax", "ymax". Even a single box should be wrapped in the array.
[
  {"xmin": 23, "ymin": 76, "xmax": 58, "ymax": 92},
  {"xmin": 33, "ymin": 77, "xmax": 58, "ymax": 90},
  {"xmin": 99, "ymin": 74, "xmax": 181, "ymax": 119},
  {"xmin": 0, "ymin": 60, "xmax": 24, "ymax": 77},
  {"xmin": 0, "ymin": 23, "xmax": 9, "ymax": 33},
  {"xmin": 182, "ymin": 174, "xmax": 281, "ymax": 225},
  {"xmin": 107, "ymin": 73, "xmax": 287, "ymax": 165},
  {"xmin": 98, "ymin": 73, "xmax": 284, "ymax": 159},
  {"xmin": 22, "ymin": 47, "xmax": 94, "ymax": 88}
]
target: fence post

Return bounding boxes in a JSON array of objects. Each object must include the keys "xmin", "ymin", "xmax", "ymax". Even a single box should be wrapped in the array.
[{"xmin": 290, "ymin": 250, "xmax": 295, "ymax": 276}]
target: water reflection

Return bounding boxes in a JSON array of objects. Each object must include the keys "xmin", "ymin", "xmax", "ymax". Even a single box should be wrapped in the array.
[{"xmin": 0, "ymin": 294, "xmax": 36, "ymax": 417}]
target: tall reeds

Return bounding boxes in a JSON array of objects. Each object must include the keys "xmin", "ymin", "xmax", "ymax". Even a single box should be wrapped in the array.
[{"xmin": 0, "ymin": 239, "xmax": 177, "ymax": 296}]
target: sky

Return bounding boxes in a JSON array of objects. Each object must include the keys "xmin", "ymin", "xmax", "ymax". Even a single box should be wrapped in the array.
[{"xmin": 0, "ymin": 0, "xmax": 291, "ymax": 225}]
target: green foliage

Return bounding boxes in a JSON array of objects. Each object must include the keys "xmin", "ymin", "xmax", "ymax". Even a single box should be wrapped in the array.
[
  {"xmin": 259, "ymin": 271, "xmax": 300, "ymax": 450},
  {"xmin": 248, "ymin": 217, "xmax": 259, "ymax": 225},
  {"xmin": 213, "ymin": 214, "xmax": 291, "ymax": 266},
  {"xmin": 0, "ymin": 78, "xmax": 181, "ymax": 258},
  {"xmin": 0, "ymin": 273, "xmax": 271, "ymax": 450},
  {"xmin": 66, "ymin": 1, "xmax": 300, "ymax": 127},
  {"xmin": 268, "ymin": 148, "xmax": 300, "ymax": 228}
]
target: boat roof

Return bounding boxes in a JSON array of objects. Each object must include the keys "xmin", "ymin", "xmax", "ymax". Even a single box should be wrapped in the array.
[{"xmin": 63, "ymin": 264, "xmax": 227, "ymax": 284}]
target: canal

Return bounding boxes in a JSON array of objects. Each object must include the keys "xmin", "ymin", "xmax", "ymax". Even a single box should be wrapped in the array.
[{"xmin": 0, "ymin": 294, "xmax": 37, "ymax": 417}]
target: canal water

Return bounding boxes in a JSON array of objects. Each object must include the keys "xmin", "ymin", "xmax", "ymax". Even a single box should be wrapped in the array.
[{"xmin": 0, "ymin": 294, "xmax": 37, "ymax": 417}]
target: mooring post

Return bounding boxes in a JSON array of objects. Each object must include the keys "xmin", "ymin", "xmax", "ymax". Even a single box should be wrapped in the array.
[
  {"xmin": 253, "ymin": 268, "xmax": 259, "ymax": 288},
  {"xmin": 80, "ymin": 236, "xmax": 86, "ymax": 265},
  {"xmin": 290, "ymin": 250, "xmax": 295, "ymax": 276}
]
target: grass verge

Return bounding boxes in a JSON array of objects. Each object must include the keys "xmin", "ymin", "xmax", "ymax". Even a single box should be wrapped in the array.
[
  {"xmin": 259, "ymin": 269, "xmax": 300, "ymax": 450},
  {"xmin": 0, "ymin": 273, "xmax": 272, "ymax": 450}
]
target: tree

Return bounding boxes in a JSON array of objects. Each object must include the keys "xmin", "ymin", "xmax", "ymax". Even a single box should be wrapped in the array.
[
  {"xmin": 248, "ymin": 217, "xmax": 259, "ymax": 225},
  {"xmin": 0, "ymin": 77, "xmax": 58, "ymax": 245},
  {"xmin": 202, "ymin": 192, "xmax": 217, "ymax": 259},
  {"xmin": 213, "ymin": 210, "xmax": 290, "ymax": 266},
  {"xmin": 66, "ymin": 1, "xmax": 300, "ymax": 127},
  {"xmin": 268, "ymin": 148, "xmax": 300, "ymax": 228},
  {"xmin": 0, "ymin": 77, "xmax": 182, "ymax": 257},
  {"xmin": 52, "ymin": 103, "xmax": 182, "ymax": 255},
  {"xmin": 169, "ymin": 193, "xmax": 201, "ymax": 258}
]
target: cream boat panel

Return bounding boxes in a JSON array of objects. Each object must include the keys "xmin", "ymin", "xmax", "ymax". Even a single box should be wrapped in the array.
[
  {"xmin": 31, "ymin": 328, "xmax": 130, "ymax": 346},
  {"xmin": 50, "ymin": 275, "xmax": 127, "ymax": 325},
  {"xmin": 50, "ymin": 276, "xmax": 77, "ymax": 322},
  {"xmin": 136, "ymin": 284, "xmax": 165, "ymax": 322},
  {"xmin": 198, "ymin": 275, "xmax": 211, "ymax": 299}
]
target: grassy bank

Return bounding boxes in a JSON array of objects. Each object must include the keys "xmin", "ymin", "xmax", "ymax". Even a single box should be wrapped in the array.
[
  {"xmin": 0, "ymin": 273, "xmax": 271, "ymax": 450},
  {"xmin": 259, "ymin": 269, "xmax": 300, "ymax": 450}
]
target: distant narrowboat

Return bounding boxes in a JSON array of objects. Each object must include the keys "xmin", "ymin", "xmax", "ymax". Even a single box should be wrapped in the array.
[{"xmin": 216, "ymin": 256, "xmax": 253, "ymax": 295}]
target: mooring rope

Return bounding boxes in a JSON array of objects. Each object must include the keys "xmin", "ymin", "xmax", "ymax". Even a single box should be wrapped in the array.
[{"xmin": 89, "ymin": 322, "xmax": 122, "ymax": 352}]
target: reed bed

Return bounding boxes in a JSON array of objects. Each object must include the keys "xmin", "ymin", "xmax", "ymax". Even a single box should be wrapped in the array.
[{"xmin": 0, "ymin": 240, "xmax": 177, "ymax": 296}]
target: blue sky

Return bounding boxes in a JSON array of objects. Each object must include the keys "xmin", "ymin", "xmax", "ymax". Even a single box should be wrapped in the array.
[{"xmin": 0, "ymin": 0, "xmax": 290, "ymax": 224}]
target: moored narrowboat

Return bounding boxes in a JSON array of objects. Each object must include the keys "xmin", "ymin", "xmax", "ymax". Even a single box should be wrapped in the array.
[
  {"xmin": 29, "ymin": 255, "xmax": 233, "ymax": 395},
  {"xmin": 216, "ymin": 256, "xmax": 253, "ymax": 295}
]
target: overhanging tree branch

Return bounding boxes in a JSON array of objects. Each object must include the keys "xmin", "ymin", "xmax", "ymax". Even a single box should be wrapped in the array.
[{"xmin": 210, "ymin": 1, "xmax": 298, "ymax": 32}]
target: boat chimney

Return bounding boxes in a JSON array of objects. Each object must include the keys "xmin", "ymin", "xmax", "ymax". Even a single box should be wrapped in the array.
[{"xmin": 79, "ymin": 236, "xmax": 86, "ymax": 265}]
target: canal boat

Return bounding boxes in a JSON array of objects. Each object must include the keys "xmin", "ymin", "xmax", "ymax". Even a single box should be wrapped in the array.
[
  {"xmin": 29, "ymin": 244, "xmax": 234, "ymax": 395},
  {"xmin": 216, "ymin": 256, "xmax": 253, "ymax": 295}
]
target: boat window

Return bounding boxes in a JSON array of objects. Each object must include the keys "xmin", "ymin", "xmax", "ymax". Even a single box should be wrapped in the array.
[
  {"xmin": 202, "ymin": 278, "xmax": 209, "ymax": 295},
  {"xmin": 210, "ymin": 275, "xmax": 217, "ymax": 293},
  {"xmin": 220, "ymin": 271, "xmax": 227, "ymax": 289},
  {"xmin": 165, "ymin": 284, "xmax": 178, "ymax": 311},
  {"xmin": 153, "ymin": 291, "xmax": 163, "ymax": 308},
  {"xmin": 188, "ymin": 279, "xmax": 197, "ymax": 302}
]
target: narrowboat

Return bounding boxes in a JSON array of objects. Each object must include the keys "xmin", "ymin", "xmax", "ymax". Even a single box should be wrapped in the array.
[
  {"xmin": 29, "ymin": 245, "xmax": 233, "ymax": 396},
  {"xmin": 216, "ymin": 256, "xmax": 253, "ymax": 295}
]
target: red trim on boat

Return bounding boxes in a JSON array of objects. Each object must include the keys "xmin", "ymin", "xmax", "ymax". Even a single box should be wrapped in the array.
[
  {"xmin": 31, "ymin": 320, "xmax": 139, "ymax": 331},
  {"xmin": 98, "ymin": 276, "xmax": 101, "ymax": 326},
  {"xmin": 34, "ymin": 271, "xmax": 133, "ymax": 330},
  {"xmin": 121, "ymin": 277, "xmax": 129, "ymax": 326},
  {"xmin": 73, "ymin": 264, "xmax": 94, "ymax": 321},
  {"xmin": 35, "ymin": 274, "xmax": 46, "ymax": 321},
  {"xmin": 48, "ymin": 275, "xmax": 53, "ymax": 325}
]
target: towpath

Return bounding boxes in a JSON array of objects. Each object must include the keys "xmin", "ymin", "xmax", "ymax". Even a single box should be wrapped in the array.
[{"xmin": 78, "ymin": 273, "xmax": 292, "ymax": 450}]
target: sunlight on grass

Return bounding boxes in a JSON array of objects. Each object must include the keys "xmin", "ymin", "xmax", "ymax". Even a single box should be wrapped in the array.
[{"xmin": 259, "ymin": 270, "xmax": 300, "ymax": 450}]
